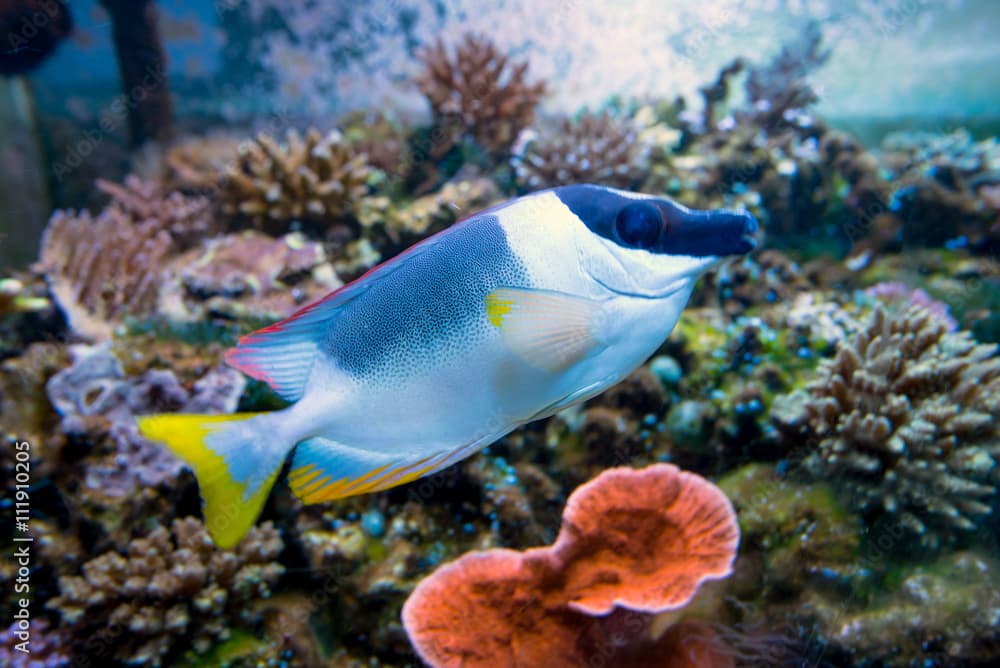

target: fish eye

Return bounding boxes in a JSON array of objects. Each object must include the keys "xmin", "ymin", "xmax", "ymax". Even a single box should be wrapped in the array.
[{"xmin": 614, "ymin": 202, "xmax": 664, "ymax": 249}]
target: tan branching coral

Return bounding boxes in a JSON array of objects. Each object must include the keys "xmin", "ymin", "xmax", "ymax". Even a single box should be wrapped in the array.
[
  {"xmin": 95, "ymin": 176, "xmax": 217, "ymax": 248},
  {"xmin": 800, "ymin": 305, "xmax": 1000, "ymax": 544},
  {"xmin": 416, "ymin": 33, "xmax": 546, "ymax": 158},
  {"xmin": 39, "ymin": 209, "xmax": 172, "ymax": 340},
  {"xmin": 161, "ymin": 133, "xmax": 243, "ymax": 194},
  {"xmin": 38, "ymin": 176, "xmax": 217, "ymax": 340},
  {"xmin": 48, "ymin": 517, "xmax": 284, "ymax": 666},
  {"xmin": 221, "ymin": 129, "xmax": 372, "ymax": 233},
  {"xmin": 514, "ymin": 112, "xmax": 649, "ymax": 190}
]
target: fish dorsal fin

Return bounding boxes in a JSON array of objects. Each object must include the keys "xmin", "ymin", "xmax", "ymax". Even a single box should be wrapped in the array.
[
  {"xmin": 288, "ymin": 438, "xmax": 451, "ymax": 503},
  {"xmin": 485, "ymin": 287, "xmax": 610, "ymax": 372},
  {"xmin": 226, "ymin": 234, "xmax": 446, "ymax": 401},
  {"xmin": 225, "ymin": 295, "xmax": 345, "ymax": 401}
]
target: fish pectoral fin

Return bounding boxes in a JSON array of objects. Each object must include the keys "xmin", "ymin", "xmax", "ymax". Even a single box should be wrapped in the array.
[
  {"xmin": 485, "ymin": 287, "xmax": 609, "ymax": 372},
  {"xmin": 289, "ymin": 438, "xmax": 454, "ymax": 503}
]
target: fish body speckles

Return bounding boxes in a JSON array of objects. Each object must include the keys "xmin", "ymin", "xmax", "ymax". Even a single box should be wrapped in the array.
[{"xmin": 138, "ymin": 184, "xmax": 759, "ymax": 547}]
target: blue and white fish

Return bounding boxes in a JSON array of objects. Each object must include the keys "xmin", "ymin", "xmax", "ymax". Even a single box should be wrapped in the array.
[{"xmin": 138, "ymin": 184, "xmax": 758, "ymax": 546}]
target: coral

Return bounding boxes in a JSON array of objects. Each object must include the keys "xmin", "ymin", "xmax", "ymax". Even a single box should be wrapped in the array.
[
  {"xmin": 718, "ymin": 464, "xmax": 861, "ymax": 600},
  {"xmin": 742, "ymin": 20, "xmax": 830, "ymax": 127},
  {"xmin": 336, "ymin": 173, "xmax": 502, "ymax": 278},
  {"xmin": 342, "ymin": 110, "xmax": 414, "ymax": 180},
  {"xmin": 38, "ymin": 177, "xmax": 215, "ymax": 340},
  {"xmin": 416, "ymin": 33, "xmax": 546, "ymax": 159},
  {"xmin": 0, "ymin": 0, "xmax": 72, "ymax": 75},
  {"xmin": 815, "ymin": 551, "xmax": 1000, "ymax": 667},
  {"xmin": 221, "ymin": 128, "xmax": 373, "ymax": 234},
  {"xmin": 790, "ymin": 305, "xmax": 1000, "ymax": 545},
  {"xmin": 402, "ymin": 464, "xmax": 738, "ymax": 667},
  {"xmin": 157, "ymin": 230, "xmax": 342, "ymax": 324},
  {"xmin": 864, "ymin": 281, "xmax": 958, "ymax": 331},
  {"xmin": 94, "ymin": 176, "xmax": 217, "ymax": 249},
  {"xmin": 160, "ymin": 133, "xmax": 243, "ymax": 194},
  {"xmin": 48, "ymin": 517, "xmax": 284, "ymax": 666},
  {"xmin": 46, "ymin": 345, "xmax": 244, "ymax": 497},
  {"xmin": 0, "ymin": 618, "xmax": 70, "ymax": 667},
  {"xmin": 39, "ymin": 207, "xmax": 170, "ymax": 341},
  {"xmin": 854, "ymin": 129, "xmax": 1000, "ymax": 257},
  {"xmin": 513, "ymin": 111, "xmax": 649, "ymax": 190}
]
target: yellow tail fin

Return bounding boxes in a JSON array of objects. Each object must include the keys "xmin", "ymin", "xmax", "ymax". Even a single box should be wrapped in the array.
[{"xmin": 137, "ymin": 412, "xmax": 285, "ymax": 548}]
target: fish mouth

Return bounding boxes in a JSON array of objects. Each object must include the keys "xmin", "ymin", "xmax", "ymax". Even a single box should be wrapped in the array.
[{"xmin": 671, "ymin": 208, "xmax": 760, "ymax": 257}]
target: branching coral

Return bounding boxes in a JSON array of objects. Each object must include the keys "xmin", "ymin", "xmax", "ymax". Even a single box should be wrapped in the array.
[
  {"xmin": 161, "ymin": 133, "xmax": 243, "ymax": 194},
  {"xmin": 513, "ymin": 112, "xmax": 648, "ymax": 190},
  {"xmin": 94, "ymin": 176, "xmax": 217, "ymax": 248},
  {"xmin": 402, "ymin": 464, "xmax": 739, "ymax": 667},
  {"xmin": 40, "ymin": 207, "xmax": 171, "ymax": 341},
  {"xmin": 48, "ymin": 517, "xmax": 284, "ymax": 666},
  {"xmin": 38, "ymin": 176, "xmax": 216, "ymax": 340},
  {"xmin": 416, "ymin": 33, "xmax": 546, "ymax": 159},
  {"xmin": 798, "ymin": 305, "xmax": 1000, "ymax": 544},
  {"xmin": 221, "ymin": 129, "xmax": 372, "ymax": 233}
]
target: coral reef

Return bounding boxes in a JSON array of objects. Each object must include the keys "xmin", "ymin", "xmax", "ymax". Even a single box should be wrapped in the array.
[
  {"xmin": 513, "ymin": 111, "xmax": 648, "ymax": 190},
  {"xmin": 416, "ymin": 33, "xmax": 546, "ymax": 160},
  {"xmin": 38, "ymin": 177, "xmax": 215, "ymax": 340},
  {"xmin": 39, "ymin": 207, "xmax": 171, "ymax": 340},
  {"xmin": 221, "ymin": 128, "xmax": 373, "ymax": 234},
  {"xmin": 402, "ymin": 464, "xmax": 738, "ymax": 667},
  {"xmin": 44, "ymin": 344, "xmax": 242, "ymax": 544},
  {"xmin": 0, "ymin": 618, "xmax": 69, "ymax": 668},
  {"xmin": 48, "ymin": 517, "xmax": 284, "ymax": 666},
  {"xmin": 160, "ymin": 133, "xmax": 243, "ymax": 194},
  {"xmin": 781, "ymin": 305, "xmax": 1000, "ymax": 545},
  {"xmin": 815, "ymin": 551, "xmax": 1000, "ymax": 667},
  {"xmin": 157, "ymin": 230, "xmax": 342, "ymax": 323}
]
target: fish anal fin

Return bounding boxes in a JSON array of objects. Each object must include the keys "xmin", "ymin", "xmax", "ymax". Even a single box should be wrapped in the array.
[
  {"xmin": 485, "ymin": 287, "xmax": 609, "ymax": 372},
  {"xmin": 289, "ymin": 438, "xmax": 451, "ymax": 504}
]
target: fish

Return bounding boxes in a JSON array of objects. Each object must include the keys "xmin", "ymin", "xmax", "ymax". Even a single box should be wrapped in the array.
[{"xmin": 137, "ymin": 184, "xmax": 758, "ymax": 547}]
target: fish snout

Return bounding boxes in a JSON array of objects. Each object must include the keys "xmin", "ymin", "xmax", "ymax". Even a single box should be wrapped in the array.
[{"xmin": 660, "ymin": 206, "xmax": 760, "ymax": 258}]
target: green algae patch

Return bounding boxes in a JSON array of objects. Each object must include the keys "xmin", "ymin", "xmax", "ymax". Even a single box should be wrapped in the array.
[
  {"xmin": 719, "ymin": 463, "xmax": 860, "ymax": 565},
  {"xmin": 178, "ymin": 630, "xmax": 269, "ymax": 667}
]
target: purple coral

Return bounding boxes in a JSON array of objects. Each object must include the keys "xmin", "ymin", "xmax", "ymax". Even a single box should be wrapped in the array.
[
  {"xmin": 0, "ymin": 619, "xmax": 69, "ymax": 668},
  {"xmin": 864, "ymin": 281, "xmax": 958, "ymax": 331},
  {"xmin": 46, "ymin": 346, "xmax": 246, "ymax": 496}
]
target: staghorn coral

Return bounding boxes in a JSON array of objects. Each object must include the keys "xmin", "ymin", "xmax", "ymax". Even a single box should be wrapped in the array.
[
  {"xmin": 48, "ymin": 517, "xmax": 284, "ymax": 666},
  {"xmin": 402, "ymin": 464, "xmax": 738, "ymax": 667},
  {"xmin": 38, "ymin": 176, "xmax": 216, "ymax": 340},
  {"xmin": 221, "ymin": 128, "xmax": 372, "ymax": 234},
  {"xmin": 416, "ymin": 33, "xmax": 546, "ymax": 160},
  {"xmin": 513, "ymin": 111, "xmax": 649, "ymax": 190},
  {"xmin": 794, "ymin": 305, "xmax": 1000, "ymax": 545}
]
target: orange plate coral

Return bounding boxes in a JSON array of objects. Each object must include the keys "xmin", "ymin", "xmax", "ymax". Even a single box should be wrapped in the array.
[{"xmin": 402, "ymin": 463, "xmax": 739, "ymax": 668}]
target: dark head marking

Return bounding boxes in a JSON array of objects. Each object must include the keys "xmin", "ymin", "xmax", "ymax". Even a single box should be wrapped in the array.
[{"xmin": 553, "ymin": 184, "xmax": 758, "ymax": 256}]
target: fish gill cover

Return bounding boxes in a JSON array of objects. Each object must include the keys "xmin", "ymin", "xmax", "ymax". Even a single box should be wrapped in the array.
[{"xmin": 0, "ymin": 1, "xmax": 999, "ymax": 666}]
